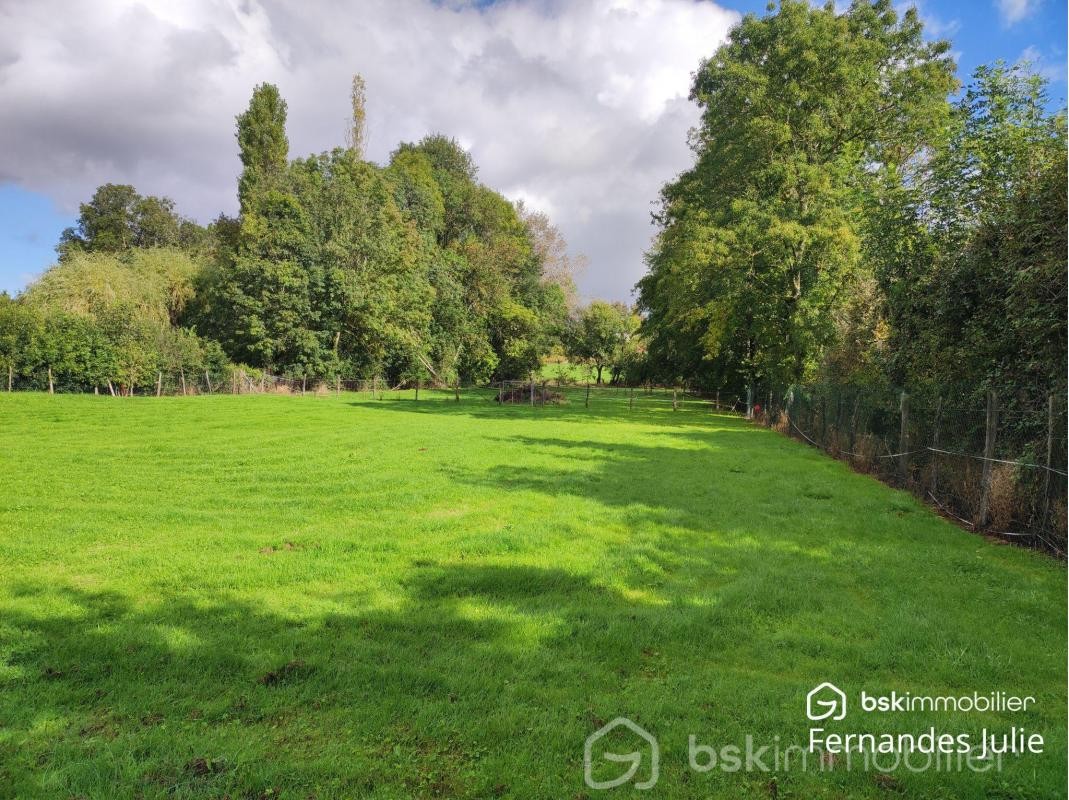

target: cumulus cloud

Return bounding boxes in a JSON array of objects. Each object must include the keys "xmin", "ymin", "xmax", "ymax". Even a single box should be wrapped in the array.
[
  {"xmin": 0, "ymin": 0, "xmax": 739, "ymax": 301},
  {"xmin": 995, "ymin": 0, "xmax": 1040, "ymax": 25}
]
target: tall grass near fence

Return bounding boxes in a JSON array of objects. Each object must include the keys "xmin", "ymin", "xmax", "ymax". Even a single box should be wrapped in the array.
[{"xmin": 771, "ymin": 385, "xmax": 1066, "ymax": 554}]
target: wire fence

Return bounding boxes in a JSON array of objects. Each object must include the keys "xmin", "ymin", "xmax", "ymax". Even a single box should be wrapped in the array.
[
  {"xmin": 10, "ymin": 364, "xmax": 1063, "ymax": 554},
  {"xmin": 765, "ymin": 384, "xmax": 1067, "ymax": 555}
]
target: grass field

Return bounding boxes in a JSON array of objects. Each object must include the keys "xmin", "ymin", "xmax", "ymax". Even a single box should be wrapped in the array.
[{"xmin": 0, "ymin": 390, "xmax": 1064, "ymax": 799}]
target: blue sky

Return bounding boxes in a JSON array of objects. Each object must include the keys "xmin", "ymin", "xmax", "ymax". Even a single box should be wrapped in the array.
[{"xmin": 0, "ymin": 0, "xmax": 1064, "ymax": 299}]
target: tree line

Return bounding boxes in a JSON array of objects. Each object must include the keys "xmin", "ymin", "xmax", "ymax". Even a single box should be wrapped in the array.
[
  {"xmin": 1, "ymin": 78, "xmax": 638, "ymax": 392},
  {"xmin": 636, "ymin": 0, "xmax": 1066, "ymax": 413}
]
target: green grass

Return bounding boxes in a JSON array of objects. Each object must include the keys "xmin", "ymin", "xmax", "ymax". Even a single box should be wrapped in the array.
[
  {"xmin": 0, "ymin": 391, "xmax": 1064, "ymax": 799},
  {"xmin": 538, "ymin": 359, "xmax": 603, "ymax": 384}
]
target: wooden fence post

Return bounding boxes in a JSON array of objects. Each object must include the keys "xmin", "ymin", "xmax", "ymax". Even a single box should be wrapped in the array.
[
  {"xmin": 585, "ymin": 382, "xmax": 590, "ymax": 408},
  {"xmin": 529, "ymin": 373, "xmax": 534, "ymax": 407},
  {"xmin": 929, "ymin": 396, "xmax": 942, "ymax": 498},
  {"xmin": 156, "ymin": 371, "xmax": 162, "ymax": 397},
  {"xmin": 7, "ymin": 364, "xmax": 12, "ymax": 391},
  {"xmin": 1041, "ymin": 394, "xmax": 1054, "ymax": 525},
  {"xmin": 848, "ymin": 393, "xmax": 860, "ymax": 454},
  {"xmin": 819, "ymin": 393, "xmax": 827, "ymax": 446},
  {"xmin": 48, "ymin": 366, "xmax": 54, "ymax": 395},
  {"xmin": 898, "ymin": 391, "xmax": 909, "ymax": 483},
  {"xmin": 977, "ymin": 391, "xmax": 998, "ymax": 528}
]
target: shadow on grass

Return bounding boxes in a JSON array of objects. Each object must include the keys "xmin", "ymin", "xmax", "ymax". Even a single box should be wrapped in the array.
[
  {"xmin": 2, "ymin": 399, "xmax": 1065, "ymax": 798},
  {"xmin": 1, "ymin": 554, "xmax": 830, "ymax": 799}
]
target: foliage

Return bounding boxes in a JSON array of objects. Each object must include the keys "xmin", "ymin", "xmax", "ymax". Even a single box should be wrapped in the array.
[
  {"xmin": 565, "ymin": 301, "xmax": 638, "ymax": 384},
  {"xmin": 638, "ymin": 0, "xmax": 956, "ymax": 393},
  {"xmin": 57, "ymin": 183, "xmax": 208, "ymax": 258},
  {"xmin": 873, "ymin": 61, "xmax": 1068, "ymax": 404}
]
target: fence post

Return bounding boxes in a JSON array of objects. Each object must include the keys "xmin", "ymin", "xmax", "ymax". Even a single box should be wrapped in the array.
[
  {"xmin": 541, "ymin": 381, "xmax": 547, "ymax": 408},
  {"xmin": 48, "ymin": 366, "xmax": 54, "ymax": 395},
  {"xmin": 848, "ymin": 393, "xmax": 860, "ymax": 454},
  {"xmin": 374, "ymin": 376, "xmax": 379, "ymax": 400},
  {"xmin": 898, "ymin": 391, "xmax": 909, "ymax": 483},
  {"xmin": 929, "ymin": 396, "xmax": 942, "ymax": 499},
  {"xmin": 1041, "ymin": 394, "xmax": 1054, "ymax": 525},
  {"xmin": 7, "ymin": 364, "xmax": 11, "ymax": 391},
  {"xmin": 819, "ymin": 393, "xmax": 827, "ymax": 446},
  {"xmin": 977, "ymin": 391, "xmax": 998, "ymax": 528},
  {"xmin": 529, "ymin": 373, "xmax": 534, "ymax": 407},
  {"xmin": 156, "ymin": 371, "xmax": 162, "ymax": 397},
  {"xmin": 585, "ymin": 382, "xmax": 590, "ymax": 408}
]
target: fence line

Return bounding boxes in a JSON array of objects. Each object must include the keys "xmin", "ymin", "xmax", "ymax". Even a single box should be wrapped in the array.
[{"xmin": 774, "ymin": 384, "xmax": 1066, "ymax": 555}]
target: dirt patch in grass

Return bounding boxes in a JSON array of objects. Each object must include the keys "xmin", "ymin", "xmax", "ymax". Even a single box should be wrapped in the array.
[{"xmin": 258, "ymin": 659, "xmax": 311, "ymax": 686}]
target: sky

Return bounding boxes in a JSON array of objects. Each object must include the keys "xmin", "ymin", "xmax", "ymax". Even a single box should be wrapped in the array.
[{"xmin": 0, "ymin": 0, "xmax": 1065, "ymax": 302}]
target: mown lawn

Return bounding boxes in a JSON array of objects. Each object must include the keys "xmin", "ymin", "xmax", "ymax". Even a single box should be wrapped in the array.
[{"xmin": 0, "ymin": 391, "xmax": 1064, "ymax": 799}]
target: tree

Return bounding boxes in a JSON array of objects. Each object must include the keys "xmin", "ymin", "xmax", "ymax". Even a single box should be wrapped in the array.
[
  {"xmin": 567, "ymin": 301, "xmax": 634, "ymax": 384},
  {"xmin": 347, "ymin": 74, "xmax": 368, "ymax": 159},
  {"xmin": 873, "ymin": 61, "xmax": 1068, "ymax": 401},
  {"xmin": 237, "ymin": 83, "xmax": 289, "ymax": 214},
  {"xmin": 516, "ymin": 200, "xmax": 584, "ymax": 312},
  {"xmin": 57, "ymin": 184, "xmax": 200, "ymax": 258},
  {"xmin": 638, "ymin": 0, "xmax": 956, "ymax": 394}
]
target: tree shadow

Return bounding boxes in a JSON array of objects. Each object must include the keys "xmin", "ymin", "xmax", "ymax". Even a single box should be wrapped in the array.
[{"xmin": 3, "ymin": 399, "xmax": 1065, "ymax": 798}]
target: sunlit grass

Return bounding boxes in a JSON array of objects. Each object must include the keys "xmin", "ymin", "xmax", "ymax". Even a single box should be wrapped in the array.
[{"xmin": 0, "ymin": 391, "xmax": 1064, "ymax": 798}]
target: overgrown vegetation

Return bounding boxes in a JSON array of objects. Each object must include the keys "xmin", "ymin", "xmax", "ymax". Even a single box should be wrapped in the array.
[
  {"xmin": 637, "ymin": 0, "xmax": 1066, "ymax": 409},
  {"xmin": 1, "ymin": 80, "xmax": 581, "ymax": 390}
]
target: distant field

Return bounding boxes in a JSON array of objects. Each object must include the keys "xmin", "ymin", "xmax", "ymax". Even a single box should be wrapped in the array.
[
  {"xmin": 537, "ymin": 359, "xmax": 603, "ymax": 384},
  {"xmin": 0, "ymin": 391, "xmax": 1064, "ymax": 799}
]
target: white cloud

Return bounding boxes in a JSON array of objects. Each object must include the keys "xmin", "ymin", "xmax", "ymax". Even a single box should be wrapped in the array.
[
  {"xmin": 1018, "ymin": 45, "xmax": 1068, "ymax": 84},
  {"xmin": 895, "ymin": 1, "xmax": 960, "ymax": 39},
  {"xmin": 0, "ymin": 0, "xmax": 740, "ymax": 301},
  {"xmin": 995, "ymin": 0, "xmax": 1040, "ymax": 25}
]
